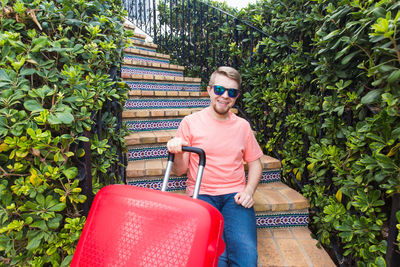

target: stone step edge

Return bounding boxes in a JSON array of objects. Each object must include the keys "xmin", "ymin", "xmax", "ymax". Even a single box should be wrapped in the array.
[
  {"xmin": 257, "ymin": 227, "xmax": 336, "ymax": 267},
  {"xmin": 126, "ymin": 155, "xmax": 281, "ymax": 178},
  {"xmin": 122, "ymin": 59, "xmax": 184, "ymax": 71},
  {"xmin": 125, "ymin": 129, "xmax": 177, "ymax": 146},
  {"xmin": 122, "ymin": 73, "xmax": 201, "ymax": 83},
  {"xmin": 129, "ymin": 38, "xmax": 157, "ymax": 49},
  {"xmin": 123, "ymin": 22, "xmax": 135, "ymax": 31},
  {"xmin": 129, "ymin": 32, "xmax": 147, "ymax": 40},
  {"xmin": 124, "ymin": 47, "xmax": 170, "ymax": 60}
]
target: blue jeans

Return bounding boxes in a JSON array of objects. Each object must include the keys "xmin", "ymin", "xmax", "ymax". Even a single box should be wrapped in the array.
[{"xmin": 198, "ymin": 193, "xmax": 257, "ymax": 267}]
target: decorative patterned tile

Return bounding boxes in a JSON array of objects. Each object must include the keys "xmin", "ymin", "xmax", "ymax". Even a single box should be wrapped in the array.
[
  {"xmin": 260, "ymin": 170, "xmax": 281, "ymax": 183},
  {"xmin": 128, "ymin": 45, "xmax": 157, "ymax": 52},
  {"xmin": 121, "ymin": 66, "xmax": 183, "ymax": 77},
  {"xmin": 126, "ymin": 119, "xmax": 182, "ymax": 132},
  {"xmin": 131, "ymin": 37, "xmax": 146, "ymax": 42},
  {"xmin": 124, "ymin": 99, "xmax": 210, "ymax": 109},
  {"xmin": 128, "ymin": 177, "xmax": 187, "ymax": 191},
  {"xmin": 124, "ymin": 55, "xmax": 169, "ymax": 64},
  {"xmin": 256, "ymin": 213, "xmax": 308, "ymax": 228},
  {"xmin": 125, "ymin": 81, "xmax": 200, "ymax": 92},
  {"xmin": 128, "ymin": 146, "xmax": 168, "ymax": 161}
]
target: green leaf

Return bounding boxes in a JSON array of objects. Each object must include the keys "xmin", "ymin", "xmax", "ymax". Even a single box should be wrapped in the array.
[
  {"xmin": 60, "ymin": 255, "xmax": 73, "ymax": 267},
  {"xmin": 26, "ymin": 231, "xmax": 44, "ymax": 250},
  {"xmin": 341, "ymin": 51, "xmax": 360, "ymax": 65},
  {"xmin": 55, "ymin": 111, "xmax": 74, "ymax": 124},
  {"xmin": 48, "ymin": 203, "xmax": 66, "ymax": 212},
  {"xmin": 374, "ymin": 256, "xmax": 386, "ymax": 267},
  {"xmin": 24, "ymin": 100, "xmax": 44, "ymax": 112},
  {"xmin": 361, "ymin": 90, "xmax": 382, "ymax": 105},
  {"xmin": 62, "ymin": 167, "xmax": 78, "ymax": 179},
  {"xmin": 31, "ymin": 36, "xmax": 49, "ymax": 53},
  {"xmin": 387, "ymin": 69, "xmax": 400, "ymax": 83}
]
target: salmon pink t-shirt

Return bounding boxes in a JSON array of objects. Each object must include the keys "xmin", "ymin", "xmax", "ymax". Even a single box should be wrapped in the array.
[{"xmin": 176, "ymin": 107, "xmax": 263, "ymax": 196}]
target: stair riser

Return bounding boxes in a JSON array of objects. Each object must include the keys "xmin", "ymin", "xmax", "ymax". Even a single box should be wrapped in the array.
[
  {"xmin": 256, "ymin": 213, "xmax": 308, "ymax": 228},
  {"xmin": 126, "ymin": 81, "xmax": 201, "ymax": 92},
  {"xmin": 128, "ymin": 45, "xmax": 157, "ymax": 53},
  {"xmin": 125, "ymin": 119, "xmax": 181, "ymax": 132},
  {"xmin": 124, "ymin": 99, "xmax": 210, "ymax": 110},
  {"xmin": 131, "ymin": 37, "xmax": 146, "ymax": 43},
  {"xmin": 126, "ymin": 170, "xmax": 281, "ymax": 189},
  {"xmin": 122, "ymin": 66, "xmax": 183, "ymax": 77},
  {"xmin": 124, "ymin": 55, "xmax": 170, "ymax": 65}
]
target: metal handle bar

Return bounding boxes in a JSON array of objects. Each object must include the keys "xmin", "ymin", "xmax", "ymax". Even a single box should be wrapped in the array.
[{"xmin": 162, "ymin": 146, "xmax": 206, "ymax": 199}]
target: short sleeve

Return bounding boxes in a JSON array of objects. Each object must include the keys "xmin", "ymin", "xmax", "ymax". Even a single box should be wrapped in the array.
[
  {"xmin": 176, "ymin": 117, "xmax": 192, "ymax": 145},
  {"xmin": 243, "ymin": 125, "xmax": 263, "ymax": 163}
]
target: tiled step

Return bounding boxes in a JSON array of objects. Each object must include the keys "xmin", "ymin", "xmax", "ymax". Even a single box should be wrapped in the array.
[
  {"xmin": 124, "ymin": 98, "xmax": 210, "ymax": 109},
  {"xmin": 130, "ymin": 33, "xmax": 147, "ymax": 42},
  {"xmin": 254, "ymin": 183, "xmax": 309, "ymax": 212},
  {"xmin": 123, "ymin": 98, "xmax": 211, "ymax": 119},
  {"xmin": 126, "ymin": 155, "xmax": 281, "ymax": 178},
  {"xmin": 122, "ymin": 107, "xmax": 204, "ymax": 120},
  {"xmin": 124, "ymin": 47, "xmax": 170, "ymax": 65},
  {"xmin": 128, "ymin": 38, "xmax": 157, "ymax": 53},
  {"xmin": 122, "ymin": 60, "xmax": 184, "ymax": 77},
  {"xmin": 122, "ymin": 75, "xmax": 202, "ymax": 93},
  {"xmin": 126, "ymin": 129, "xmax": 176, "ymax": 146},
  {"xmin": 123, "ymin": 22, "xmax": 136, "ymax": 31},
  {"xmin": 258, "ymin": 227, "xmax": 336, "ymax": 267},
  {"xmin": 124, "ymin": 106, "xmax": 206, "ymax": 118}
]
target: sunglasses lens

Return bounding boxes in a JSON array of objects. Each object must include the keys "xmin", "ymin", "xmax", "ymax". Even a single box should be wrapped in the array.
[
  {"xmin": 214, "ymin": 85, "xmax": 225, "ymax": 95},
  {"xmin": 228, "ymin": 89, "xmax": 239, "ymax": 98}
]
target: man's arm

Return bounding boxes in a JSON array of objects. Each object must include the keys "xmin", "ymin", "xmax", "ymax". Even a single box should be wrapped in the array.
[
  {"xmin": 166, "ymin": 137, "xmax": 190, "ymax": 176},
  {"xmin": 234, "ymin": 158, "xmax": 263, "ymax": 208}
]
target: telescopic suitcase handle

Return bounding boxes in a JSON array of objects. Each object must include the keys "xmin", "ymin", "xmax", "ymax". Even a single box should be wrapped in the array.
[{"xmin": 162, "ymin": 146, "xmax": 206, "ymax": 199}]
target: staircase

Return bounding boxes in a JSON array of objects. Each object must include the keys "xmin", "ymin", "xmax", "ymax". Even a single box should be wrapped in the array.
[{"xmin": 121, "ymin": 23, "xmax": 336, "ymax": 267}]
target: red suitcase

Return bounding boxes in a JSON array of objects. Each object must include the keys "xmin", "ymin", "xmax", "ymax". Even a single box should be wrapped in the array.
[{"xmin": 71, "ymin": 147, "xmax": 225, "ymax": 266}]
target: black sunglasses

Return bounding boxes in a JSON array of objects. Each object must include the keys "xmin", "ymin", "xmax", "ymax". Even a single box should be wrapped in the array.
[{"xmin": 213, "ymin": 85, "xmax": 240, "ymax": 98}]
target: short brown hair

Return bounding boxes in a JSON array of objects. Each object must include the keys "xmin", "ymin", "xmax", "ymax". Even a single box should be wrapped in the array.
[{"xmin": 209, "ymin": 66, "xmax": 241, "ymax": 88}]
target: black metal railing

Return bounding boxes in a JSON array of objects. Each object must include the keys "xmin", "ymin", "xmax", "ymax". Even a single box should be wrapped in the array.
[{"xmin": 123, "ymin": 0, "xmax": 296, "ymax": 88}]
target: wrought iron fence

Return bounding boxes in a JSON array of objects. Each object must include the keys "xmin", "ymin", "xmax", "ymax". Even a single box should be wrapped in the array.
[{"xmin": 123, "ymin": 0, "xmax": 296, "ymax": 87}]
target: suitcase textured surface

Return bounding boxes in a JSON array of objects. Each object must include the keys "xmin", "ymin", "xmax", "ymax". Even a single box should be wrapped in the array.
[{"xmin": 71, "ymin": 184, "xmax": 224, "ymax": 267}]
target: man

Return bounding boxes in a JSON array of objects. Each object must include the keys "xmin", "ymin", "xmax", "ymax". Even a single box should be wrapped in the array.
[{"xmin": 167, "ymin": 66, "xmax": 263, "ymax": 266}]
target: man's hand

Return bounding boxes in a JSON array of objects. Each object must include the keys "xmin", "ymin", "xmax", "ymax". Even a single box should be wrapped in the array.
[
  {"xmin": 234, "ymin": 188, "xmax": 255, "ymax": 208},
  {"xmin": 167, "ymin": 137, "xmax": 189, "ymax": 153},
  {"xmin": 166, "ymin": 137, "xmax": 190, "ymax": 176}
]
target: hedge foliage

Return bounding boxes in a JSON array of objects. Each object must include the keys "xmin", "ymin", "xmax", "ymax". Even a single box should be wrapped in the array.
[
  {"xmin": 0, "ymin": 0, "xmax": 128, "ymax": 265},
  {"xmin": 157, "ymin": 0, "xmax": 400, "ymax": 265},
  {"xmin": 237, "ymin": 0, "xmax": 400, "ymax": 265}
]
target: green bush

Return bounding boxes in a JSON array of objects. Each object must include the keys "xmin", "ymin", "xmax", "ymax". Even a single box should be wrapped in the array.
[
  {"xmin": 0, "ymin": 0, "xmax": 128, "ymax": 265},
  {"xmin": 238, "ymin": 0, "xmax": 400, "ymax": 265}
]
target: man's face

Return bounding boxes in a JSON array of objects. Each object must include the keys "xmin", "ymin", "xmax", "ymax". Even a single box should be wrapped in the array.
[{"xmin": 207, "ymin": 74, "xmax": 240, "ymax": 119}]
